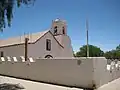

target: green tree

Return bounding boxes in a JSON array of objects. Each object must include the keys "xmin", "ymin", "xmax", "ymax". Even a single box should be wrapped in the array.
[
  {"xmin": 116, "ymin": 51, "xmax": 120, "ymax": 59},
  {"xmin": 104, "ymin": 44, "xmax": 120, "ymax": 59},
  {"xmin": 73, "ymin": 51, "xmax": 76, "ymax": 57},
  {"xmin": 0, "ymin": 0, "xmax": 35, "ymax": 31},
  {"xmin": 115, "ymin": 45, "xmax": 120, "ymax": 59},
  {"xmin": 104, "ymin": 51, "xmax": 112, "ymax": 59},
  {"xmin": 104, "ymin": 50, "xmax": 116, "ymax": 59},
  {"xmin": 75, "ymin": 45, "xmax": 104, "ymax": 57},
  {"xmin": 116, "ymin": 44, "xmax": 120, "ymax": 51}
]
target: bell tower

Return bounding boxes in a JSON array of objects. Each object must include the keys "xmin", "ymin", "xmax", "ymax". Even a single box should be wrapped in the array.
[
  {"xmin": 50, "ymin": 18, "xmax": 73, "ymax": 57},
  {"xmin": 51, "ymin": 18, "xmax": 67, "ymax": 36}
]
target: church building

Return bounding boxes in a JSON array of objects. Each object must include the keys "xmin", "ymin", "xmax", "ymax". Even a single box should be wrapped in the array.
[{"xmin": 0, "ymin": 19, "xmax": 73, "ymax": 58}]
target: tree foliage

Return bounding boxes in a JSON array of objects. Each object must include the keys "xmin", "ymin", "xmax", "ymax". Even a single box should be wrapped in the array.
[
  {"xmin": 0, "ymin": 0, "xmax": 35, "ymax": 31},
  {"xmin": 104, "ymin": 44, "xmax": 120, "ymax": 59},
  {"xmin": 116, "ymin": 44, "xmax": 120, "ymax": 51},
  {"xmin": 75, "ymin": 45, "xmax": 104, "ymax": 57},
  {"xmin": 73, "ymin": 51, "xmax": 76, "ymax": 57}
]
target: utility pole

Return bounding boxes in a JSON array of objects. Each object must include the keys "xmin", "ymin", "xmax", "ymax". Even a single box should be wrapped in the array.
[
  {"xmin": 25, "ymin": 37, "xmax": 29, "ymax": 61},
  {"xmin": 86, "ymin": 19, "xmax": 89, "ymax": 57}
]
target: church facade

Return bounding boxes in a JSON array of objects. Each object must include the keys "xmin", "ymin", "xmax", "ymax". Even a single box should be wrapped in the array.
[{"xmin": 0, "ymin": 19, "xmax": 73, "ymax": 58}]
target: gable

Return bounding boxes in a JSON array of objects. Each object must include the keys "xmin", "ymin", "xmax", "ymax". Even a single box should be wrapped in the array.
[
  {"xmin": 48, "ymin": 31, "xmax": 64, "ymax": 48},
  {"xmin": 32, "ymin": 31, "xmax": 64, "ymax": 48},
  {"xmin": 0, "ymin": 30, "xmax": 63, "ymax": 48}
]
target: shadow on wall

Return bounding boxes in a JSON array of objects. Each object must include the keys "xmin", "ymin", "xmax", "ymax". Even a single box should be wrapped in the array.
[{"xmin": 0, "ymin": 83, "xmax": 25, "ymax": 90}]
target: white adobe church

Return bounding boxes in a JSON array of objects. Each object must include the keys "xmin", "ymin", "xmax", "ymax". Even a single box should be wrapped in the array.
[{"xmin": 0, "ymin": 19, "xmax": 73, "ymax": 58}]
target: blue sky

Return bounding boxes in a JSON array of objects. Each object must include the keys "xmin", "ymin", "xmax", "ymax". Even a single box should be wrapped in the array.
[{"xmin": 0, "ymin": 0, "xmax": 120, "ymax": 52}]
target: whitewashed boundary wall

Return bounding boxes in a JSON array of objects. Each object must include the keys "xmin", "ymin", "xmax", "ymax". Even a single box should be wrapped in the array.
[
  {"xmin": 0, "ymin": 57, "xmax": 93, "ymax": 89},
  {"xmin": 92, "ymin": 58, "xmax": 120, "ymax": 88},
  {"xmin": 0, "ymin": 57, "xmax": 120, "ymax": 89}
]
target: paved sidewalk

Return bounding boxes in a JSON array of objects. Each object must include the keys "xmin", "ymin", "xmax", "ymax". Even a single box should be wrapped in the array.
[
  {"xmin": 0, "ymin": 76, "xmax": 83, "ymax": 90},
  {"xmin": 1, "ymin": 75, "xmax": 120, "ymax": 90},
  {"xmin": 97, "ymin": 77, "xmax": 120, "ymax": 90}
]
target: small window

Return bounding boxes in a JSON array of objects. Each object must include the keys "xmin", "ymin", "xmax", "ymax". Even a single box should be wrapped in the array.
[
  {"xmin": 46, "ymin": 39, "xmax": 51, "ymax": 51},
  {"xmin": 63, "ymin": 27, "xmax": 65, "ymax": 34},
  {"xmin": 54, "ymin": 26, "xmax": 57, "ymax": 35},
  {"xmin": 1, "ymin": 51, "xmax": 4, "ymax": 57}
]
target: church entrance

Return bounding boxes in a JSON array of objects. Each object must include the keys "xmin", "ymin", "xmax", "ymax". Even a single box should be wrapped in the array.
[{"xmin": 44, "ymin": 55, "xmax": 53, "ymax": 58}]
